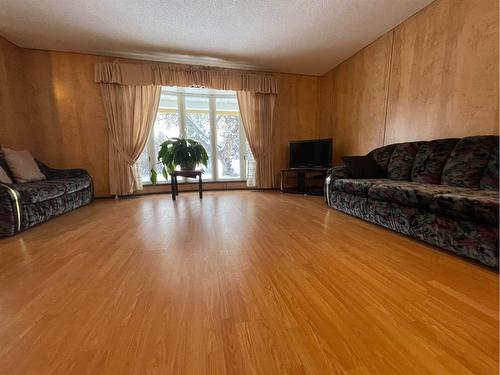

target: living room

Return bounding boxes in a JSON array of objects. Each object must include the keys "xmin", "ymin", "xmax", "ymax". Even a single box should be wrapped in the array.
[{"xmin": 0, "ymin": 0, "xmax": 498, "ymax": 373}]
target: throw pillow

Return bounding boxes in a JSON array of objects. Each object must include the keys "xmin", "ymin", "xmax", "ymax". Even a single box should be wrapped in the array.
[
  {"xmin": 342, "ymin": 155, "xmax": 386, "ymax": 179},
  {"xmin": 0, "ymin": 147, "xmax": 15, "ymax": 181},
  {"xmin": 0, "ymin": 166, "xmax": 13, "ymax": 184},
  {"xmin": 2, "ymin": 148, "xmax": 46, "ymax": 183}
]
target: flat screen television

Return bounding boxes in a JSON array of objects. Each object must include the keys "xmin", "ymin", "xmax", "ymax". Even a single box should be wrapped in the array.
[{"xmin": 289, "ymin": 138, "xmax": 332, "ymax": 169}]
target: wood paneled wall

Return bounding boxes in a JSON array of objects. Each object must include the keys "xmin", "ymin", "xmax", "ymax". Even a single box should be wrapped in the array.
[
  {"xmin": 320, "ymin": 33, "xmax": 393, "ymax": 164},
  {"xmin": 22, "ymin": 50, "xmax": 112, "ymax": 196},
  {"xmin": 273, "ymin": 74, "xmax": 321, "ymax": 185},
  {"xmin": 385, "ymin": 0, "xmax": 499, "ymax": 144},
  {"xmin": 320, "ymin": 0, "xmax": 499, "ymax": 163},
  {"xmin": 0, "ymin": 38, "xmax": 31, "ymax": 150},
  {"xmin": 0, "ymin": 37, "xmax": 319, "ymax": 194}
]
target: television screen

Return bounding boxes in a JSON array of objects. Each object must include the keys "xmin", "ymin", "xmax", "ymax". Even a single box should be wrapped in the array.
[{"xmin": 289, "ymin": 139, "xmax": 332, "ymax": 169}]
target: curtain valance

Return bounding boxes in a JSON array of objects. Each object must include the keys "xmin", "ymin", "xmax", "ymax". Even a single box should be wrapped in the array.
[{"xmin": 95, "ymin": 61, "xmax": 278, "ymax": 94}]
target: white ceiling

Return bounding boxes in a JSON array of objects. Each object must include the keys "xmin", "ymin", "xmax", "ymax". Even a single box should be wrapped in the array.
[{"xmin": 0, "ymin": 0, "xmax": 433, "ymax": 76}]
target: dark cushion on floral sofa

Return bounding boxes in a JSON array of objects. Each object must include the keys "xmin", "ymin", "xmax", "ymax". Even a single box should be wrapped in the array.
[
  {"xmin": 411, "ymin": 139, "xmax": 458, "ymax": 184},
  {"xmin": 368, "ymin": 144, "xmax": 397, "ymax": 171},
  {"xmin": 13, "ymin": 177, "xmax": 91, "ymax": 204},
  {"xmin": 325, "ymin": 135, "xmax": 499, "ymax": 268},
  {"xmin": 368, "ymin": 182, "xmax": 473, "ymax": 209},
  {"xmin": 14, "ymin": 181, "xmax": 67, "ymax": 203},
  {"xmin": 430, "ymin": 190, "xmax": 499, "ymax": 226},
  {"xmin": 441, "ymin": 136, "xmax": 497, "ymax": 188},
  {"xmin": 387, "ymin": 142, "xmax": 424, "ymax": 180},
  {"xmin": 332, "ymin": 178, "xmax": 394, "ymax": 196},
  {"xmin": 0, "ymin": 161, "xmax": 93, "ymax": 237},
  {"xmin": 480, "ymin": 143, "xmax": 499, "ymax": 190},
  {"xmin": 50, "ymin": 177, "xmax": 91, "ymax": 194}
]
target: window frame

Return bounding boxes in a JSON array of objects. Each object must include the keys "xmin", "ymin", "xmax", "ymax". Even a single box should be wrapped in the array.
[{"xmin": 142, "ymin": 87, "xmax": 247, "ymax": 184}]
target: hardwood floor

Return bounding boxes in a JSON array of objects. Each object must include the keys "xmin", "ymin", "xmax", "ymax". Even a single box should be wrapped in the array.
[{"xmin": 0, "ymin": 191, "xmax": 497, "ymax": 374}]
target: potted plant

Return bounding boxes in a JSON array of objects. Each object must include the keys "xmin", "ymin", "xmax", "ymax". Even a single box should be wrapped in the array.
[{"xmin": 150, "ymin": 138, "xmax": 209, "ymax": 184}]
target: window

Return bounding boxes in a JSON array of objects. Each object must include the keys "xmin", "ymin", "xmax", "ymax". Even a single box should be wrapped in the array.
[
  {"xmin": 185, "ymin": 95, "xmax": 212, "ymax": 179},
  {"xmin": 138, "ymin": 87, "xmax": 251, "ymax": 183}
]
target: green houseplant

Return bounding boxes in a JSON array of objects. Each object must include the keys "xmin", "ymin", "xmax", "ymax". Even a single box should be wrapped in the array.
[{"xmin": 150, "ymin": 138, "xmax": 209, "ymax": 184}]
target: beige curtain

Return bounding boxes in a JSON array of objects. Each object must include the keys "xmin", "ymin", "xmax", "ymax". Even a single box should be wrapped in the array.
[
  {"xmin": 100, "ymin": 84, "xmax": 161, "ymax": 195},
  {"xmin": 237, "ymin": 91, "xmax": 276, "ymax": 188}
]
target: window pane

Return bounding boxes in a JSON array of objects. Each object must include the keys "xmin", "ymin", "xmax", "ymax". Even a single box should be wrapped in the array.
[
  {"xmin": 138, "ymin": 93, "xmax": 180, "ymax": 183},
  {"xmin": 216, "ymin": 97, "xmax": 241, "ymax": 179},
  {"xmin": 137, "ymin": 149, "xmax": 151, "ymax": 183},
  {"xmin": 246, "ymin": 142, "xmax": 256, "ymax": 187},
  {"xmin": 185, "ymin": 96, "xmax": 212, "ymax": 179}
]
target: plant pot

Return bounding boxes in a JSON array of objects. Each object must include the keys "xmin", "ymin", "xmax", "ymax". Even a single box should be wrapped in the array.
[{"xmin": 180, "ymin": 161, "xmax": 197, "ymax": 171}]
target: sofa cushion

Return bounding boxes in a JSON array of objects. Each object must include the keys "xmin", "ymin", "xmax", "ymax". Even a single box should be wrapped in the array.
[
  {"xmin": 342, "ymin": 155, "xmax": 385, "ymax": 179},
  {"xmin": 368, "ymin": 182, "xmax": 472, "ymax": 209},
  {"xmin": 15, "ymin": 181, "xmax": 66, "ymax": 203},
  {"xmin": 21, "ymin": 188, "xmax": 92, "ymax": 229},
  {"xmin": 411, "ymin": 139, "xmax": 458, "ymax": 184},
  {"xmin": 430, "ymin": 190, "xmax": 499, "ymax": 226},
  {"xmin": 368, "ymin": 144, "xmax": 397, "ymax": 171},
  {"xmin": 0, "ymin": 149, "xmax": 15, "ymax": 181},
  {"xmin": 15, "ymin": 176, "xmax": 91, "ymax": 204},
  {"xmin": 441, "ymin": 135, "xmax": 497, "ymax": 188},
  {"xmin": 387, "ymin": 142, "xmax": 424, "ymax": 180},
  {"xmin": 479, "ymin": 143, "xmax": 499, "ymax": 190},
  {"xmin": 2, "ymin": 148, "xmax": 46, "ymax": 183},
  {"xmin": 0, "ymin": 166, "xmax": 12, "ymax": 184},
  {"xmin": 332, "ymin": 178, "xmax": 395, "ymax": 196},
  {"xmin": 53, "ymin": 177, "xmax": 91, "ymax": 194}
]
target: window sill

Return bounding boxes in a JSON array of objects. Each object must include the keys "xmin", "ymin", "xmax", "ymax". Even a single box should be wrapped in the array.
[{"xmin": 142, "ymin": 179, "xmax": 247, "ymax": 186}]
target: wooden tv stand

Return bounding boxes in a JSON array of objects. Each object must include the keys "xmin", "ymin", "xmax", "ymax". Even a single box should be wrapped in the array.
[{"xmin": 280, "ymin": 168, "xmax": 329, "ymax": 196}]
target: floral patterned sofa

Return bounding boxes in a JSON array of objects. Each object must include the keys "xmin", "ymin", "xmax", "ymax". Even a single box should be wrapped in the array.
[
  {"xmin": 325, "ymin": 136, "xmax": 499, "ymax": 268},
  {"xmin": 0, "ymin": 159, "xmax": 93, "ymax": 237}
]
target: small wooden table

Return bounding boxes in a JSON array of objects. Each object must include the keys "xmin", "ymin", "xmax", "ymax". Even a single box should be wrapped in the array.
[{"xmin": 170, "ymin": 170, "xmax": 203, "ymax": 200}]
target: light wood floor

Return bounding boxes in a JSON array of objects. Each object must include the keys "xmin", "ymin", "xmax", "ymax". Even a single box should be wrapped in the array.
[{"xmin": 0, "ymin": 191, "xmax": 497, "ymax": 374}]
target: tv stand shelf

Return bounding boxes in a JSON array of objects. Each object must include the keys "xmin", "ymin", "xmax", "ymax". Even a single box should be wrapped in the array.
[{"xmin": 280, "ymin": 168, "xmax": 329, "ymax": 196}]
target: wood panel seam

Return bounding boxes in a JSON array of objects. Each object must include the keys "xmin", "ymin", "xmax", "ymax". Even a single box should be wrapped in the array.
[{"xmin": 382, "ymin": 29, "xmax": 395, "ymax": 146}]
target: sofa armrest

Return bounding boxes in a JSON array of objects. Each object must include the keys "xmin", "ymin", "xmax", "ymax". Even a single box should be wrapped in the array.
[
  {"xmin": 326, "ymin": 165, "xmax": 351, "ymax": 180},
  {"xmin": 36, "ymin": 160, "xmax": 89, "ymax": 179},
  {"xmin": 0, "ymin": 183, "xmax": 21, "ymax": 236},
  {"xmin": 324, "ymin": 165, "xmax": 351, "ymax": 205}
]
